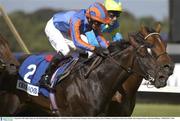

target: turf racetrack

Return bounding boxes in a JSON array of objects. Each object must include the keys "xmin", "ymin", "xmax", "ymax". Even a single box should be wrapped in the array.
[{"xmin": 132, "ymin": 103, "xmax": 180, "ymax": 117}]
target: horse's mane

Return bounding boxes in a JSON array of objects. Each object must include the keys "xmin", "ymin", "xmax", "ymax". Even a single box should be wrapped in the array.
[
  {"xmin": 129, "ymin": 27, "xmax": 157, "ymax": 46},
  {"xmin": 67, "ymin": 40, "xmax": 131, "ymax": 76},
  {"xmin": 108, "ymin": 40, "xmax": 130, "ymax": 53}
]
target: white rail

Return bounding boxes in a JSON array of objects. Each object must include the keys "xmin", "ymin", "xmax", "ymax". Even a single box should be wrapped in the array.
[
  {"xmin": 0, "ymin": 5, "xmax": 30, "ymax": 54},
  {"xmin": 138, "ymin": 63, "xmax": 180, "ymax": 93}
]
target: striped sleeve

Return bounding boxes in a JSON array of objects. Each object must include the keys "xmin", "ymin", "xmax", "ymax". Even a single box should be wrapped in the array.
[
  {"xmin": 70, "ymin": 19, "xmax": 95, "ymax": 51},
  {"xmin": 96, "ymin": 29, "xmax": 109, "ymax": 48}
]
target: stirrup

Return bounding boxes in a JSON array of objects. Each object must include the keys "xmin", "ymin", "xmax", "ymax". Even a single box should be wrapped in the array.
[
  {"xmin": 40, "ymin": 75, "xmax": 52, "ymax": 89},
  {"xmin": 40, "ymin": 82, "xmax": 53, "ymax": 91}
]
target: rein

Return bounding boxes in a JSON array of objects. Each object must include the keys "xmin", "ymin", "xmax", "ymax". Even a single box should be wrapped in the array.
[
  {"xmin": 107, "ymin": 55, "xmax": 131, "ymax": 73},
  {"xmin": 108, "ymin": 45, "xmax": 150, "ymax": 79}
]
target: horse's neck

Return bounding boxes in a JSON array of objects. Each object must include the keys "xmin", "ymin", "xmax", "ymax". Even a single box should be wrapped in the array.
[
  {"xmin": 52, "ymin": 50, "xmax": 135, "ymax": 115},
  {"xmin": 86, "ymin": 48, "xmax": 134, "ymax": 99}
]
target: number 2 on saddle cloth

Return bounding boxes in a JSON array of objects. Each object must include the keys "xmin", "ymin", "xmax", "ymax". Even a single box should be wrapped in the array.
[{"xmin": 17, "ymin": 54, "xmax": 78, "ymax": 97}]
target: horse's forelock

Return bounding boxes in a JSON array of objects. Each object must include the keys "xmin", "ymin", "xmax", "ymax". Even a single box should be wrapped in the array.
[{"xmin": 145, "ymin": 27, "xmax": 156, "ymax": 33}]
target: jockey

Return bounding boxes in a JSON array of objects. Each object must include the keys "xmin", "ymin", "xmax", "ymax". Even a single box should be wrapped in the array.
[
  {"xmin": 41, "ymin": 2, "xmax": 111, "ymax": 88},
  {"xmin": 101, "ymin": 0, "xmax": 123, "ymax": 42}
]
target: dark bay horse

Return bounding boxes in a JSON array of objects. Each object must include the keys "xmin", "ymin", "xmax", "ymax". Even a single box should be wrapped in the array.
[
  {"xmin": 0, "ymin": 34, "xmax": 20, "ymax": 115},
  {"xmin": 105, "ymin": 24, "xmax": 175, "ymax": 116},
  {"xmin": 0, "ymin": 33, "xmax": 159, "ymax": 116}
]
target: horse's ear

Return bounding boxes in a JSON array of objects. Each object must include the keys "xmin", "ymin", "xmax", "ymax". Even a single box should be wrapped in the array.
[
  {"xmin": 129, "ymin": 35, "xmax": 139, "ymax": 48},
  {"xmin": 155, "ymin": 23, "xmax": 161, "ymax": 33},
  {"xmin": 140, "ymin": 24, "xmax": 148, "ymax": 36}
]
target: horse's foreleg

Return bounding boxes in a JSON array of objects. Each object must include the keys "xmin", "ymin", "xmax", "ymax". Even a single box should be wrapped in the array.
[
  {"xmin": 105, "ymin": 91, "xmax": 125, "ymax": 116},
  {"xmin": 0, "ymin": 92, "xmax": 20, "ymax": 116}
]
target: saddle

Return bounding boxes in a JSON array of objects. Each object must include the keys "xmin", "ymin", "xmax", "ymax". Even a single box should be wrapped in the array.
[
  {"xmin": 17, "ymin": 53, "xmax": 79, "ymax": 97},
  {"xmin": 16, "ymin": 52, "xmax": 103, "ymax": 116}
]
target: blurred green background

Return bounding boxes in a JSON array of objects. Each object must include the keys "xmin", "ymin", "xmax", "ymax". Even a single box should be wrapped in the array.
[{"xmin": 0, "ymin": 9, "xmax": 169, "ymax": 53}]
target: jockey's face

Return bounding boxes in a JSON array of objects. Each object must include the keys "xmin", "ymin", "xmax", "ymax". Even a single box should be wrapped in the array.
[
  {"xmin": 88, "ymin": 18, "xmax": 102, "ymax": 30},
  {"xmin": 92, "ymin": 20, "xmax": 102, "ymax": 30},
  {"xmin": 108, "ymin": 11, "xmax": 121, "ymax": 24}
]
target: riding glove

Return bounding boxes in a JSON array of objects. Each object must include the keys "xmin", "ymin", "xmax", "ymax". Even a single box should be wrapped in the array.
[{"xmin": 94, "ymin": 47, "xmax": 109, "ymax": 57}]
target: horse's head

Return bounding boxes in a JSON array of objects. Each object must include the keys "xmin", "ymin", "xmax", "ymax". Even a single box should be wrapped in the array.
[
  {"xmin": 0, "ymin": 34, "xmax": 19, "ymax": 76},
  {"xmin": 128, "ymin": 36, "xmax": 157, "ymax": 82},
  {"xmin": 136, "ymin": 24, "xmax": 175, "ymax": 88},
  {"xmin": 109, "ymin": 36, "xmax": 157, "ymax": 85},
  {"xmin": 0, "ymin": 56, "xmax": 17, "ymax": 76}
]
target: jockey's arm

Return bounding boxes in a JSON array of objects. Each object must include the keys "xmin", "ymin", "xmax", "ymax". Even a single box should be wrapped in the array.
[
  {"xmin": 70, "ymin": 18, "xmax": 95, "ymax": 51},
  {"xmin": 111, "ymin": 28, "xmax": 123, "ymax": 42},
  {"xmin": 95, "ymin": 29, "xmax": 109, "ymax": 48}
]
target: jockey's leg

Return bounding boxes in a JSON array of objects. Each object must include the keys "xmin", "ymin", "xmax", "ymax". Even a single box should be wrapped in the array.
[
  {"xmin": 42, "ymin": 17, "xmax": 71, "ymax": 88},
  {"xmin": 80, "ymin": 34, "xmax": 93, "ymax": 58},
  {"xmin": 40, "ymin": 52, "xmax": 64, "ymax": 88},
  {"xmin": 45, "ymin": 17, "xmax": 71, "ymax": 56}
]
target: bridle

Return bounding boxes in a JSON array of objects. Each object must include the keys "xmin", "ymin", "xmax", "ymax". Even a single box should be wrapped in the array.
[
  {"xmin": 108, "ymin": 44, "xmax": 154, "ymax": 81},
  {"xmin": 144, "ymin": 32, "xmax": 160, "ymax": 40},
  {"xmin": 0, "ymin": 58, "xmax": 6, "ymax": 71},
  {"xmin": 144, "ymin": 32, "xmax": 168, "ymax": 60},
  {"xmin": 143, "ymin": 32, "xmax": 170, "ymax": 86}
]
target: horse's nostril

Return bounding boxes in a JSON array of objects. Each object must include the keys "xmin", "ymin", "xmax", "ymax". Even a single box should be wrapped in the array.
[
  {"xmin": 159, "ymin": 76, "xmax": 165, "ymax": 82},
  {"xmin": 163, "ymin": 64, "xmax": 170, "ymax": 69}
]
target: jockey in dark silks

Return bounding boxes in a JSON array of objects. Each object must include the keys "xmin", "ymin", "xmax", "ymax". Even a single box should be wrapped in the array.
[
  {"xmin": 101, "ymin": 0, "xmax": 123, "ymax": 42},
  {"xmin": 41, "ymin": 2, "xmax": 111, "ymax": 88}
]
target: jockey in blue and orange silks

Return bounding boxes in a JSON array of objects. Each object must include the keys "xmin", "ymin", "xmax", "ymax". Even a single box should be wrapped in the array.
[
  {"xmin": 41, "ymin": 2, "xmax": 111, "ymax": 87},
  {"xmin": 101, "ymin": 0, "xmax": 123, "ymax": 42}
]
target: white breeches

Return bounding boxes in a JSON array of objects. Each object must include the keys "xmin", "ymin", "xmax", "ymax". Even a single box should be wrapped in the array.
[
  {"xmin": 80, "ymin": 35, "xmax": 93, "ymax": 57},
  {"xmin": 45, "ymin": 18, "xmax": 76, "ymax": 56},
  {"xmin": 45, "ymin": 18, "xmax": 93, "ymax": 57}
]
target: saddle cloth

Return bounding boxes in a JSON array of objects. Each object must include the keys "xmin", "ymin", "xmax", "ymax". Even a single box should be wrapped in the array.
[{"xmin": 17, "ymin": 54, "xmax": 78, "ymax": 97}]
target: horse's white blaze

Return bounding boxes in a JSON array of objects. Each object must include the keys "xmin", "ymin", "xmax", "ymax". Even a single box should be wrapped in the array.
[{"xmin": 147, "ymin": 48, "xmax": 152, "ymax": 55}]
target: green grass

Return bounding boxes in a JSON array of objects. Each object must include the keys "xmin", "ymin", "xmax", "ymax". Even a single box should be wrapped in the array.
[{"xmin": 132, "ymin": 103, "xmax": 180, "ymax": 117}]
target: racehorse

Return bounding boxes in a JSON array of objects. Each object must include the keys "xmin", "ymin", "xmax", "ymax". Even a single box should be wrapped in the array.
[
  {"xmin": 0, "ymin": 33, "xmax": 159, "ymax": 116},
  {"xmin": 0, "ymin": 34, "xmax": 19, "ymax": 87},
  {"xmin": 105, "ymin": 24, "xmax": 175, "ymax": 116},
  {"xmin": 0, "ymin": 34, "xmax": 20, "ymax": 115}
]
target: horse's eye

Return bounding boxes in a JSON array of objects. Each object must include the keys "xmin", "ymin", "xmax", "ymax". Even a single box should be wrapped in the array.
[{"xmin": 147, "ymin": 48, "xmax": 152, "ymax": 55}]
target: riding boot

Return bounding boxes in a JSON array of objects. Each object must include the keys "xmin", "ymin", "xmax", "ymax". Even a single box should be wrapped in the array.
[{"xmin": 40, "ymin": 52, "xmax": 64, "ymax": 88}]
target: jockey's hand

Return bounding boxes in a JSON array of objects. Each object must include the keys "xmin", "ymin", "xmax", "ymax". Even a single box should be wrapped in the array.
[{"xmin": 94, "ymin": 47, "xmax": 109, "ymax": 57}]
